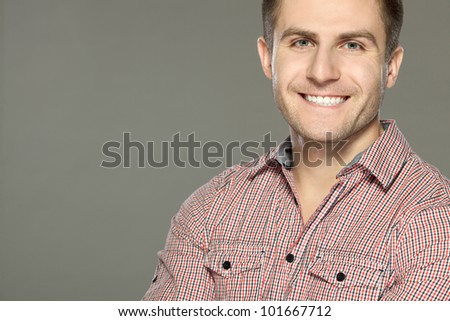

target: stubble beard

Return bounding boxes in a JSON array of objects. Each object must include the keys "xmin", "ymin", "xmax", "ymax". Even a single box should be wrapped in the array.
[{"xmin": 273, "ymin": 69, "xmax": 388, "ymax": 145}]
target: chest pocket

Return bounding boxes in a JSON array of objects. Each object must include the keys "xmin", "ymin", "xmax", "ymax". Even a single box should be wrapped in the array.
[
  {"xmin": 307, "ymin": 250, "xmax": 387, "ymax": 301},
  {"xmin": 205, "ymin": 244, "xmax": 265, "ymax": 301}
]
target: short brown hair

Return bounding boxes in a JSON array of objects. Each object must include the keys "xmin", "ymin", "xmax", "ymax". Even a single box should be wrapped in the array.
[{"xmin": 262, "ymin": 0, "xmax": 403, "ymax": 60}]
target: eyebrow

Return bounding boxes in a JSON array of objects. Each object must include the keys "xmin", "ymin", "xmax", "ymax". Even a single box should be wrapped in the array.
[
  {"xmin": 280, "ymin": 28, "xmax": 317, "ymax": 41},
  {"xmin": 339, "ymin": 30, "xmax": 379, "ymax": 49},
  {"xmin": 280, "ymin": 27, "xmax": 379, "ymax": 49}
]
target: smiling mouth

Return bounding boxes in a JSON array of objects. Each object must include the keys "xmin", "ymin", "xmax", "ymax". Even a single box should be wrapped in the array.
[{"xmin": 300, "ymin": 94, "xmax": 349, "ymax": 107}]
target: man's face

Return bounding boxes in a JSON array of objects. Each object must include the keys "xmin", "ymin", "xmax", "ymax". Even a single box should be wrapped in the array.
[{"xmin": 258, "ymin": 0, "xmax": 403, "ymax": 143}]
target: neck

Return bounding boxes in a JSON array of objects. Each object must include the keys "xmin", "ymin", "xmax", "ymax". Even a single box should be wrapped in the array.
[{"xmin": 290, "ymin": 118, "xmax": 384, "ymax": 187}]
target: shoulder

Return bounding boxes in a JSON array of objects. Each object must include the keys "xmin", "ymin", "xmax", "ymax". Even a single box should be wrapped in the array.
[
  {"xmin": 179, "ymin": 154, "xmax": 271, "ymax": 216},
  {"xmin": 407, "ymin": 153, "xmax": 450, "ymax": 205},
  {"xmin": 396, "ymin": 153, "xmax": 450, "ymax": 239}
]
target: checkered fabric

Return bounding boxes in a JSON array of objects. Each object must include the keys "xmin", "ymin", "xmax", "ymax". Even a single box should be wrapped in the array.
[{"xmin": 143, "ymin": 120, "xmax": 450, "ymax": 301}]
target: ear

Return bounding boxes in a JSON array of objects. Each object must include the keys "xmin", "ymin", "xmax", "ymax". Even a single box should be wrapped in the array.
[
  {"xmin": 257, "ymin": 37, "xmax": 273, "ymax": 80},
  {"xmin": 386, "ymin": 46, "xmax": 404, "ymax": 88}
]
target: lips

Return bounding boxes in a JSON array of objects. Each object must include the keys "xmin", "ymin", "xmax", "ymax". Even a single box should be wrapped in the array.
[{"xmin": 300, "ymin": 94, "xmax": 349, "ymax": 107}]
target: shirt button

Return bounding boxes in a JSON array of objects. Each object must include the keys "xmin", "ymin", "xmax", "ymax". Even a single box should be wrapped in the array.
[
  {"xmin": 286, "ymin": 254, "xmax": 295, "ymax": 263},
  {"xmin": 152, "ymin": 275, "xmax": 158, "ymax": 283},
  {"xmin": 336, "ymin": 272, "xmax": 346, "ymax": 282},
  {"xmin": 222, "ymin": 261, "xmax": 231, "ymax": 270}
]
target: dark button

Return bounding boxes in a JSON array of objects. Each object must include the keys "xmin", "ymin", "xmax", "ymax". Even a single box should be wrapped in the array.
[
  {"xmin": 336, "ymin": 272, "xmax": 346, "ymax": 282},
  {"xmin": 286, "ymin": 254, "xmax": 295, "ymax": 263},
  {"xmin": 152, "ymin": 275, "xmax": 158, "ymax": 283},
  {"xmin": 222, "ymin": 261, "xmax": 231, "ymax": 270}
]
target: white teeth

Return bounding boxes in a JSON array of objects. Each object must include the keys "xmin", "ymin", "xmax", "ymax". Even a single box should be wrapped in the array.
[{"xmin": 304, "ymin": 95, "xmax": 347, "ymax": 107}]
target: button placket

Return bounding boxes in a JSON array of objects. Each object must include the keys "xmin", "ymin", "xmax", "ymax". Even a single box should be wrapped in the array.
[{"xmin": 286, "ymin": 180, "xmax": 348, "ymax": 295}]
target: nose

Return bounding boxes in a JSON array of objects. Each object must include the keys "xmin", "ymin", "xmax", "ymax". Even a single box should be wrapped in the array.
[{"xmin": 306, "ymin": 47, "xmax": 341, "ymax": 85}]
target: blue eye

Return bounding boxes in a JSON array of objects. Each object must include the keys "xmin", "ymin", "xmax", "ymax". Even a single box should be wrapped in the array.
[
  {"xmin": 294, "ymin": 39, "xmax": 312, "ymax": 47},
  {"xmin": 344, "ymin": 42, "xmax": 362, "ymax": 50}
]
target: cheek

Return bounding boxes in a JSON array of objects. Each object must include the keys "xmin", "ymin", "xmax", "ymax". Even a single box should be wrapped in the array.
[
  {"xmin": 273, "ymin": 53, "xmax": 308, "ymax": 85},
  {"xmin": 341, "ymin": 58, "xmax": 383, "ymax": 91}
]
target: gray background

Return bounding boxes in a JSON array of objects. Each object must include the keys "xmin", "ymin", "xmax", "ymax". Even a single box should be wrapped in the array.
[{"xmin": 0, "ymin": 0, "xmax": 449, "ymax": 300}]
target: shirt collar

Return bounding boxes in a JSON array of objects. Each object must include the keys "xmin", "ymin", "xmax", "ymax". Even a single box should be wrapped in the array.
[
  {"xmin": 343, "ymin": 119, "xmax": 412, "ymax": 189},
  {"xmin": 249, "ymin": 120, "xmax": 412, "ymax": 189}
]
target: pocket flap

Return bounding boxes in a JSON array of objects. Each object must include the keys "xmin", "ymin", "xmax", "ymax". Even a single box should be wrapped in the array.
[
  {"xmin": 205, "ymin": 244, "xmax": 265, "ymax": 277},
  {"xmin": 309, "ymin": 251, "xmax": 386, "ymax": 288}
]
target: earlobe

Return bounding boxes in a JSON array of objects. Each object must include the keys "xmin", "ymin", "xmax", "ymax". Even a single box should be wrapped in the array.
[
  {"xmin": 386, "ymin": 46, "xmax": 404, "ymax": 88},
  {"xmin": 257, "ymin": 37, "xmax": 273, "ymax": 80}
]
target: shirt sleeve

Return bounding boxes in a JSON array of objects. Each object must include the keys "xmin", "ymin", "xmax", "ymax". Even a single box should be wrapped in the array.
[
  {"xmin": 142, "ymin": 176, "xmax": 220, "ymax": 301},
  {"xmin": 380, "ymin": 205, "xmax": 450, "ymax": 300}
]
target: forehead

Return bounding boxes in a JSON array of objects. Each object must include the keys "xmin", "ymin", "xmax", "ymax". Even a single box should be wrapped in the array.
[{"xmin": 275, "ymin": 0, "xmax": 385, "ymax": 40}]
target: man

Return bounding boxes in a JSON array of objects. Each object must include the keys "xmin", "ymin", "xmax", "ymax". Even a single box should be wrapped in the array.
[{"xmin": 143, "ymin": 0, "xmax": 450, "ymax": 300}]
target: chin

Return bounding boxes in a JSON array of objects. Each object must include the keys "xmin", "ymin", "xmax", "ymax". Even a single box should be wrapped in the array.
[{"xmin": 292, "ymin": 124, "xmax": 348, "ymax": 143}]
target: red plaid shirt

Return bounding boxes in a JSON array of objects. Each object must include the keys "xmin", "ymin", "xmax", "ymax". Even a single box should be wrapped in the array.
[{"xmin": 143, "ymin": 120, "xmax": 450, "ymax": 301}]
